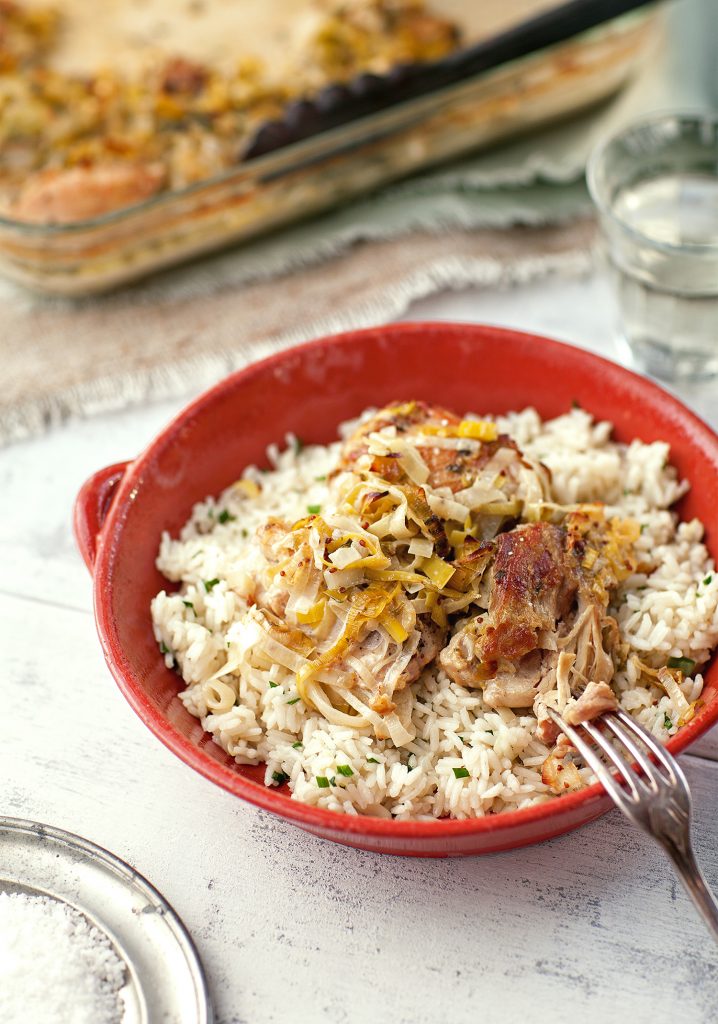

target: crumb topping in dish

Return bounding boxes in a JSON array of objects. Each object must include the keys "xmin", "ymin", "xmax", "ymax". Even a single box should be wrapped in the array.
[{"xmin": 0, "ymin": 0, "xmax": 459, "ymax": 223}]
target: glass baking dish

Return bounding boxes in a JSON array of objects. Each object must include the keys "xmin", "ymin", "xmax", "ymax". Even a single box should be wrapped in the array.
[{"xmin": 0, "ymin": 7, "xmax": 655, "ymax": 296}]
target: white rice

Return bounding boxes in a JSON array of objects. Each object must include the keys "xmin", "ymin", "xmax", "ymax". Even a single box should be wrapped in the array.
[{"xmin": 151, "ymin": 408, "xmax": 718, "ymax": 820}]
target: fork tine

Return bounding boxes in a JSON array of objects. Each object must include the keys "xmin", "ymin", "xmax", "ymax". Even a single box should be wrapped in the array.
[
  {"xmin": 613, "ymin": 708, "xmax": 691, "ymax": 793},
  {"xmin": 550, "ymin": 712, "xmax": 718, "ymax": 944},
  {"xmin": 580, "ymin": 719, "xmax": 646, "ymax": 798},
  {"xmin": 600, "ymin": 714, "xmax": 663, "ymax": 791},
  {"xmin": 546, "ymin": 708, "xmax": 638, "ymax": 811}
]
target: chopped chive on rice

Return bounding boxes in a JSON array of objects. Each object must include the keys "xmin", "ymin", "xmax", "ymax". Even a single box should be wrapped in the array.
[
  {"xmin": 664, "ymin": 714, "xmax": 673, "ymax": 730},
  {"xmin": 336, "ymin": 765, "xmax": 353, "ymax": 777},
  {"xmin": 307, "ymin": 504, "xmax": 321, "ymax": 515},
  {"xmin": 218, "ymin": 509, "xmax": 236, "ymax": 524},
  {"xmin": 182, "ymin": 600, "xmax": 195, "ymax": 612},
  {"xmin": 316, "ymin": 776, "xmax": 330, "ymax": 788},
  {"xmin": 452, "ymin": 766, "xmax": 470, "ymax": 779},
  {"xmin": 667, "ymin": 656, "xmax": 696, "ymax": 674},
  {"xmin": 159, "ymin": 641, "xmax": 169, "ymax": 654},
  {"xmin": 268, "ymin": 681, "xmax": 278, "ymax": 688},
  {"xmin": 315, "ymin": 474, "xmax": 327, "ymax": 482},
  {"xmin": 203, "ymin": 578, "xmax": 220, "ymax": 592},
  {"xmin": 292, "ymin": 741, "xmax": 303, "ymax": 749},
  {"xmin": 704, "ymin": 575, "xmax": 713, "ymax": 586},
  {"xmin": 366, "ymin": 757, "xmax": 379, "ymax": 764},
  {"xmin": 272, "ymin": 771, "xmax": 290, "ymax": 786},
  {"xmin": 286, "ymin": 697, "xmax": 300, "ymax": 705}
]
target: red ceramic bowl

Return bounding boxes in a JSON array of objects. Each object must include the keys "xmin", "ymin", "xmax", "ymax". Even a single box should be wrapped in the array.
[{"xmin": 74, "ymin": 323, "xmax": 718, "ymax": 857}]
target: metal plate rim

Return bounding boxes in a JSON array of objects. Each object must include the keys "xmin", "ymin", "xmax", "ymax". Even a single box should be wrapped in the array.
[{"xmin": 0, "ymin": 815, "xmax": 214, "ymax": 1024}]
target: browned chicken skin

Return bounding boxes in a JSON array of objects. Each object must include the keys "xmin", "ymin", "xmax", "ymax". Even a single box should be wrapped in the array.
[
  {"xmin": 440, "ymin": 521, "xmax": 619, "ymax": 715},
  {"xmin": 11, "ymin": 163, "xmax": 165, "ymax": 224},
  {"xmin": 477, "ymin": 523, "xmax": 579, "ymax": 665},
  {"xmin": 339, "ymin": 400, "xmax": 519, "ymax": 494},
  {"xmin": 440, "ymin": 523, "xmax": 581, "ymax": 702},
  {"xmin": 340, "ymin": 401, "xmax": 456, "ymax": 467}
]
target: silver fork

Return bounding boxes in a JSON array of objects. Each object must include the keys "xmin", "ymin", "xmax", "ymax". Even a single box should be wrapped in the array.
[{"xmin": 548, "ymin": 705, "xmax": 718, "ymax": 941}]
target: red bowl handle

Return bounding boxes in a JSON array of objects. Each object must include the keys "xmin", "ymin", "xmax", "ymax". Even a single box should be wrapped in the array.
[{"xmin": 73, "ymin": 461, "xmax": 131, "ymax": 572}]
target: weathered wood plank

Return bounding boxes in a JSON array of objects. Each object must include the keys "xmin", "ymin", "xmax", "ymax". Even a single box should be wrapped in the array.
[{"xmin": 0, "ymin": 398, "xmax": 181, "ymax": 611}]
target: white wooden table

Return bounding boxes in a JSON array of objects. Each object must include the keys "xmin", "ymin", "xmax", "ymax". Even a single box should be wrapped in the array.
[{"xmin": 2, "ymin": 271, "xmax": 717, "ymax": 1024}]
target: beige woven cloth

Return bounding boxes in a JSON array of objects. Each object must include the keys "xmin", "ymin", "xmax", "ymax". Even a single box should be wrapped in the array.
[{"xmin": 1, "ymin": 218, "xmax": 595, "ymax": 445}]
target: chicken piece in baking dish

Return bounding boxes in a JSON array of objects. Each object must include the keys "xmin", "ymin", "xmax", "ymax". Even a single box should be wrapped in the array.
[{"xmin": 11, "ymin": 163, "xmax": 166, "ymax": 224}]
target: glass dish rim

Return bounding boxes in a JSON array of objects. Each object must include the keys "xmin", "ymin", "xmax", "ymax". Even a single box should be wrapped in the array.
[
  {"xmin": 587, "ymin": 108, "xmax": 718, "ymax": 256},
  {"xmin": 0, "ymin": 8, "xmax": 652, "ymax": 238}
]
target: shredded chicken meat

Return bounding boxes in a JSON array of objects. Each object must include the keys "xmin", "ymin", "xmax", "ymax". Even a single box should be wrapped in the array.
[
  {"xmin": 563, "ymin": 681, "xmax": 619, "ymax": 725},
  {"xmin": 440, "ymin": 523, "xmax": 582, "ymax": 704},
  {"xmin": 440, "ymin": 517, "xmax": 628, "ymax": 727}
]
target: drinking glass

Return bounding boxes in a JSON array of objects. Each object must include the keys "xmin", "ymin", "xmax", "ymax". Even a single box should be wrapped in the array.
[{"xmin": 588, "ymin": 112, "xmax": 718, "ymax": 381}]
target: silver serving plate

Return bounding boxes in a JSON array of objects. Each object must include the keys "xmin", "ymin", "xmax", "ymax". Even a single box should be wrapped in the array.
[{"xmin": 0, "ymin": 817, "xmax": 213, "ymax": 1024}]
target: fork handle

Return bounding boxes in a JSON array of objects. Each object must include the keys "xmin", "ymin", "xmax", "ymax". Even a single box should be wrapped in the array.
[{"xmin": 661, "ymin": 837, "xmax": 718, "ymax": 943}]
